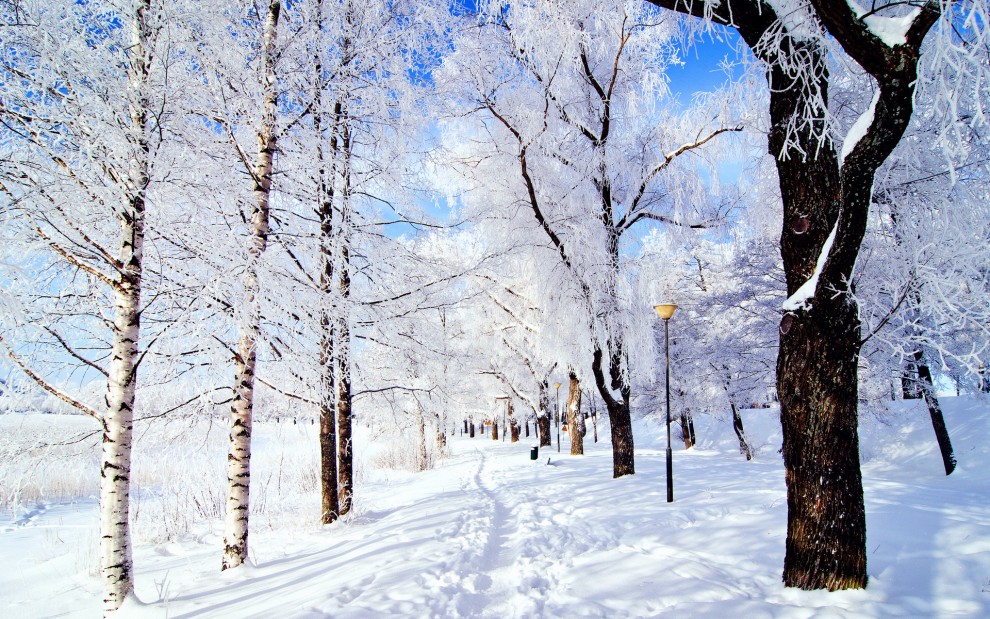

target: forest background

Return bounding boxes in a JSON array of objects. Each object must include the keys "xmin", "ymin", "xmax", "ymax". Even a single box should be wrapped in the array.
[{"xmin": 1, "ymin": 0, "xmax": 988, "ymax": 615}]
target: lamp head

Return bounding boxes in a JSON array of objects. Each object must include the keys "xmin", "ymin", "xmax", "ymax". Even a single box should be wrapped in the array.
[
  {"xmin": 553, "ymin": 382, "xmax": 561, "ymax": 389},
  {"xmin": 653, "ymin": 304, "xmax": 677, "ymax": 320}
]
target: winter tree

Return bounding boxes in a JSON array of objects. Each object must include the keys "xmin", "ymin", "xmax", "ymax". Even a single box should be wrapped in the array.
[
  {"xmin": 648, "ymin": 0, "xmax": 990, "ymax": 591},
  {"xmin": 0, "ymin": 0, "xmax": 181, "ymax": 611}
]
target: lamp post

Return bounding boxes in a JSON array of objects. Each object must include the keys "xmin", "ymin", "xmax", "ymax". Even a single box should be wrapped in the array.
[
  {"xmin": 553, "ymin": 382, "xmax": 562, "ymax": 453},
  {"xmin": 654, "ymin": 303, "xmax": 677, "ymax": 503}
]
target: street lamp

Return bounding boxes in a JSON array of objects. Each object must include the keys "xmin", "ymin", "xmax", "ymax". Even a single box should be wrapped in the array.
[
  {"xmin": 553, "ymin": 382, "xmax": 562, "ymax": 453},
  {"xmin": 654, "ymin": 303, "xmax": 677, "ymax": 503}
]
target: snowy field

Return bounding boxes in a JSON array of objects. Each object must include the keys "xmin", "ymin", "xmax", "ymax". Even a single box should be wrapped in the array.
[{"xmin": 1, "ymin": 397, "xmax": 988, "ymax": 618}]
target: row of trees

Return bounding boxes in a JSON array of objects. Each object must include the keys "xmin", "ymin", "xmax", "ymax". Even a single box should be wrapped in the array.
[{"xmin": 2, "ymin": 0, "xmax": 988, "ymax": 613}]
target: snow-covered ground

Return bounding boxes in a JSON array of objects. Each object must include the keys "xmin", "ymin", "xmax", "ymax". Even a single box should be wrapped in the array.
[{"xmin": 2, "ymin": 397, "xmax": 988, "ymax": 618}]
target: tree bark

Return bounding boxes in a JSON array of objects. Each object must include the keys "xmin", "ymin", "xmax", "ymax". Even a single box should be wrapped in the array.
[
  {"xmin": 417, "ymin": 408, "xmax": 428, "ymax": 471},
  {"xmin": 223, "ymin": 0, "xmax": 280, "ymax": 571},
  {"xmin": 648, "ymin": 0, "xmax": 939, "ymax": 590},
  {"xmin": 592, "ymin": 347, "xmax": 633, "ymax": 476},
  {"xmin": 435, "ymin": 412, "xmax": 447, "ymax": 454},
  {"xmin": 901, "ymin": 362, "xmax": 923, "ymax": 399},
  {"xmin": 101, "ymin": 2, "xmax": 151, "ymax": 608},
  {"xmin": 336, "ymin": 251, "xmax": 353, "ymax": 515},
  {"xmin": 491, "ymin": 420, "xmax": 498, "ymax": 440},
  {"xmin": 778, "ymin": 299, "xmax": 867, "ymax": 590},
  {"xmin": 336, "ymin": 121, "xmax": 354, "ymax": 517},
  {"xmin": 730, "ymin": 402, "xmax": 753, "ymax": 461},
  {"xmin": 538, "ymin": 381, "xmax": 552, "ymax": 447},
  {"xmin": 915, "ymin": 353, "xmax": 957, "ymax": 475},
  {"xmin": 567, "ymin": 371, "xmax": 584, "ymax": 455},
  {"xmin": 315, "ymin": 1, "xmax": 341, "ymax": 527},
  {"xmin": 508, "ymin": 400, "xmax": 520, "ymax": 442},
  {"xmin": 469, "ymin": 420, "xmax": 475, "ymax": 438}
]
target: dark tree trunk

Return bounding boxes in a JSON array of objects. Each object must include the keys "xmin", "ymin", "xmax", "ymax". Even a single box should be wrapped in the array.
[
  {"xmin": 525, "ymin": 420, "xmax": 530, "ymax": 438},
  {"xmin": 687, "ymin": 412, "xmax": 697, "ymax": 446},
  {"xmin": 592, "ymin": 347, "xmax": 634, "ymax": 477},
  {"xmin": 464, "ymin": 419, "xmax": 468, "ymax": 434},
  {"xmin": 469, "ymin": 420, "xmax": 475, "ymax": 438},
  {"xmin": 336, "ymin": 179, "xmax": 355, "ymax": 518},
  {"xmin": 901, "ymin": 359, "xmax": 923, "ymax": 399},
  {"xmin": 730, "ymin": 402, "xmax": 753, "ymax": 461},
  {"xmin": 509, "ymin": 401, "xmax": 520, "ymax": 442},
  {"xmin": 491, "ymin": 421, "xmax": 498, "ymax": 441},
  {"xmin": 538, "ymin": 382, "xmax": 552, "ymax": 447},
  {"xmin": 336, "ymin": 363, "xmax": 352, "ymax": 515},
  {"xmin": 680, "ymin": 413, "xmax": 692, "ymax": 449},
  {"xmin": 915, "ymin": 353, "xmax": 957, "ymax": 475},
  {"xmin": 778, "ymin": 300, "xmax": 866, "ymax": 590},
  {"xmin": 651, "ymin": 0, "xmax": 939, "ymax": 592},
  {"xmin": 590, "ymin": 397, "xmax": 598, "ymax": 443},
  {"xmin": 319, "ymin": 399, "xmax": 338, "ymax": 524},
  {"xmin": 335, "ymin": 242, "xmax": 353, "ymax": 518}
]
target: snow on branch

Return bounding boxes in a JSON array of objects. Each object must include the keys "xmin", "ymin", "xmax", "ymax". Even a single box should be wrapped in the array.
[
  {"xmin": 841, "ymin": 90, "xmax": 880, "ymax": 165},
  {"xmin": 0, "ymin": 337, "xmax": 101, "ymax": 420},
  {"xmin": 619, "ymin": 125, "xmax": 743, "ymax": 233},
  {"xmin": 846, "ymin": 0, "xmax": 924, "ymax": 47},
  {"xmin": 782, "ymin": 221, "xmax": 838, "ymax": 312}
]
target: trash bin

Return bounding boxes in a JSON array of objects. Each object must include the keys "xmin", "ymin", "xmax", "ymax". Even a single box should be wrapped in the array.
[{"xmin": 530, "ymin": 445, "xmax": 539, "ymax": 460}]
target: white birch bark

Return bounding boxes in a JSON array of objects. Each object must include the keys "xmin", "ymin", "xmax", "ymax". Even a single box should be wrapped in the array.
[
  {"xmin": 417, "ymin": 406, "xmax": 428, "ymax": 472},
  {"xmin": 101, "ymin": 0, "xmax": 150, "ymax": 611},
  {"xmin": 222, "ymin": 0, "xmax": 281, "ymax": 571}
]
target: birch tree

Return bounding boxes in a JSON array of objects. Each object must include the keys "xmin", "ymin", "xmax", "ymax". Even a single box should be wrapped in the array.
[{"xmin": 0, "ymin": 0, "xmax": 172, "ymax": 611}]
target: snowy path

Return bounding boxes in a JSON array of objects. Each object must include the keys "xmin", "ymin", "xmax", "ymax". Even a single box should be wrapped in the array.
[
  {"xmin": 150, "ymin": 440, "xmax": 565, "ymax": 619},
  {"xmin": 3, "ymin": 399, "xmax": 990, "ymax": 618}
]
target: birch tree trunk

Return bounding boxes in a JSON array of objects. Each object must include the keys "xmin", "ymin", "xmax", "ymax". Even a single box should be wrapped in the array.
[
  {"xmin": 222, "ymin": 0, "xmax": 281, "ymax": 572},
  {"xmin": 435, "ymin": 412, "xmax": 448, "ymax": 452},
  {"xmin": 567, "ymin": 372, "xmax": 584, "ymax": 456},
  {"xmin": 100, "ymin": 0, "xmax": 151, "ymax": 611},
  {"xmin": 417, "ymin": 408, "xmax": 428, "ymax": 471}
]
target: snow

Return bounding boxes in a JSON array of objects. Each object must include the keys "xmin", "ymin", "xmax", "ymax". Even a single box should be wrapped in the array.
[
  {"xmin": 782, "ymin": 222, "xmax": 838, "ymax": 311},
  {"xmin": 841, "ymin": 89, "xmax": 880, "ymax": 165},
  {"xmin": 3, "ymin": 397, "xmax": 990, "ymax": 618},
  {"xmin": 847, "ymin": 1, "xmax": 921, "ymax": 48}
]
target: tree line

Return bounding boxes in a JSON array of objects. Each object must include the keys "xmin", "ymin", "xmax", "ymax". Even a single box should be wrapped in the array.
[{"xmin": 2, "ymin": 0, "xmax": 988, "ymax": 614}]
